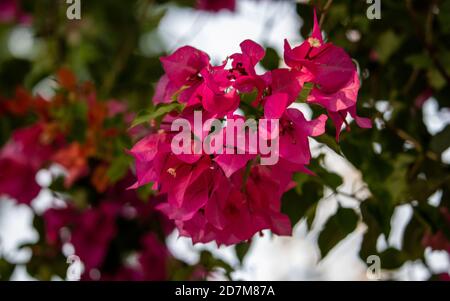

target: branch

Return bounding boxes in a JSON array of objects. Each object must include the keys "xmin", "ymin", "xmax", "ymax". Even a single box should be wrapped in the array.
[
  {"xmin": 319, "ymin": 0, "xmax": 334, "ymax": 27},
  {"xmin": 405, "ymin": 0, "xmax": 450, "ymax": 86}
]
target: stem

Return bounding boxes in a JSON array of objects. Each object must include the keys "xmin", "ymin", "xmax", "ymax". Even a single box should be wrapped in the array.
[
  {"xmin": 241, "ymin": 158, "xmax": 256, "ymax": 193},
  {"xmin": 100, "ymin": 0, "xmax": 153, "ymax": 96},
  {"xmin": 100, "ymin": 36, "xmax": 135, "ymax": 96},
  {"xmin": 319, "ymin": 0, "xmax": 334, "ymax": 27},
  {"xmin": 375, "ymin": 111, "xmax": 439, "ymax": 162},
  {"xmin": 405, "ymin": 0, "xmax": 450, "ymax": 86}
]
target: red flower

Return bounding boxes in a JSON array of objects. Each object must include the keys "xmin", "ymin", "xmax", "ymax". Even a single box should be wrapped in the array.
[
  {"xmin": 0, "ymin": 124, "xmax": 57, "ymax": 204},
  {"xmin": 284, "ymin": 10, "xmax": 371, "ymax": 139},
  {"xmin": 0, "ymin": 0, "xmax": 31, "ymax": 24},
  {"xmin": 196, "ymin": 0, "xmax": 236, "ymax": 12}
]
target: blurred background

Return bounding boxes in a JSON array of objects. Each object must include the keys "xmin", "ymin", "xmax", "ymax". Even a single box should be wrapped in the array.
[{"xmin": 0, "ymin": 0, "xmax": 449, "ymax": 281}]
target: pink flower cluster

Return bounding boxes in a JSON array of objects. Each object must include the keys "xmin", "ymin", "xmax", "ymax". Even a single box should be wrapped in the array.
[
  {"xmin": 0, "ymin": 123, "xmax": 61, "ymax": 204},
  {"xmin": 422, "ymin": 208, "xmax": 450, "ymax": 254},
  {"xmin": 196, "ymin": 0, "xmax": 236, "ymax": 12},
  {"xmin": 283, "ymin": 11, "xmax": 371, "ymax": 140},
  {"xmin": 130, "ymin": 11, "xmax": 371, "ymax": 245},
  {"xmin": 0, "ymin": 0, "xmax": 32, "ymax": 24},
  {"xmin": 44, "ymin": 176, "xmax": 173, "ymax": 280}
]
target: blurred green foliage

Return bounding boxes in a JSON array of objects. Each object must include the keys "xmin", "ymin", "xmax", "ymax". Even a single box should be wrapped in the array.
[{"xmin": 287, "ymin": 0, "xmax": 450, "ymax": 276}]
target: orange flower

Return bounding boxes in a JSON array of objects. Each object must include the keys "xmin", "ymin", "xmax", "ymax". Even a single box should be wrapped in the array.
[
  {"xmin": 57, "ymin": 68, "xmax": 77, "ymax": 91},
  {"xmin": 52, "ymin": 142, "xmax": 93, "ymax": 187},
  {"xmin": 91, "ymin": 164, "xmax": 110, "ymax": 193}
]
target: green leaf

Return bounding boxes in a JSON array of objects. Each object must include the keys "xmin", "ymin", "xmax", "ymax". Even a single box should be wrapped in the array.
[
  {"xmin": 260, "ymin": 47, "xmax": 279, "ymax": 70},
  {"xmin": 430, "ymin": 125, "xmax": 450, "ymax": 154},
  {"xmin": 107, "ymin": 155, "xmax": 132, "ymax": 183},
  {"xmin": 318, "ymin": 170, "xmax": 343, "ymax": 191},
  {"xmin": 314, "ymin": 134, "xmax": 341, "ymax": 154},
  {"xmin": 199, "ymin": 250, "xmax": 233, "ymax": 280},
  {"xmin": 427, "ymin": 68, "xmax": 446, "ymax": 90},
  {"xmin": 282, "ymin": 189, "xmax": 304, "ymax": 227},
  {"xmin": 0, "ymin": 258, "xmax": 15, "ymax": 281},
  {"xmin": 297, "ymin": 82, "xmax": 314, "ymax": 103},
  {"xmin": 359, "ymin": 217, "xmax": 381, "ymax": 262},
  {"xmin": 438, "ymin": 0, "xmax": 450, "ymax": 34},
  {"xmin": 235, "ymin": 242, "xmax": 251, "ymax": 264},
  {"xmin": 402, "ymin": 214, "xmax": 426, "ymax": 260},
  {"xmin": 378, "ymin": 248, "xmax": 406, "ymax": 269},
  {"xmin": 130, "ymin": 102, "xmax": 185, "ymax": 128},
  {"xmin": 376, "ymin": 31, "xmax": 403, "ymax": 64},
  {"xmin": 361, "ymin": 197, "xmax": 393, "ymax": 238},
  {"xmin": 405, "ymin": 54, "xmax": 433, "ymax": 69},
  {"xmin": 309, "ymin": 156, "xmax": 343, "ymax": 191},
  {"xmin": 318, "ymin": 207, "xmax": 359, "ymax": 258},
  {"xmin": 282, "ymin": 179, "xmax": 323, "ymax": 228},
  {"xmin": 130, "ymin": 109, "xmax": 153, "ymax": 128}
]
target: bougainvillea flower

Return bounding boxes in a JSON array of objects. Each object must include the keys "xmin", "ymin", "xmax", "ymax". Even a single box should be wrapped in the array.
[
  {"xmin": 230, "ymin": 39, "xmax": 265, "ymax": 77},
  {"xmin": 131, "ymin": 14, "xmax": 371, "ymax": 245},
  {"xmin": 305, "ymin": 72, "xmax": 372, "ymax": 138},
  {"xmin": 422, "ymin": 208, "xmax": 450, "ymax": 254},
  {"xmin": 262, "ymin": 69, "xmax": 302, "ymax": 105},
  {"xmin": 243, "ymin": 165, "xmax": 292, "ymax": 235},
  {"xmin": 44, "ymin": 202, "xmax": 118, "ymax": 272},
  {"xmin": 285, "ymin": 42, "xmax": 355, "ymax": 95},
  {"xmin": 153, "ymin": 46, "xmax": 210, "ymax": 104},
  {"xmin": 177, "ymin": 166, "xmax": 292, "ymax": 246},
  {"xmin": 277, "ymin": 108, "xmax": 327, "ymax": 166},
  {"xmin": 213, "ymin": 115, "xmax": 257, "ymax": 177},
  {"xmin": 327, "ymin": 104, "xmax": 372, "ymax": 140},
  {"xmin": 214, "ymin": 152, "xmax": 255, "ymax": 178},
  {"xmin": 128, "ymin": 131, "xmax": 172, "ymax": 189},
  {"xmin": 70, "ymin": 202, "xmax": 120, "ymax": 271},
  {"xmin": 0, "ymin": 156, "xmax": 42, "ymax": 204},
  {"xmin": 157, "ymin": 155, "xmax": 212, "ymax": 221},
  {"xmin": 178, "ymin": 193, "xmax": 258, "ymax": 246},
  {"xmin": 52, "ymin": 142, "xmax": 92, "ymax": 187},
  {"xmin": 307, "ymin": 72, "xmax": 360, "ymax": 112},
  {"xmin": 0, "ymin": 0, "xmax": 31, "ymax": 24},
  {"xmin": 196, "ymin": 0, "xmax": 236, "ymax": 12},
  {"xmin": 422, "ymin": 230, "xmax": 450, "ymax": 254},
  {"xmin": 0, "ymin": 124, "xmax": 56, "ymax": 204},
  {"xmin": 284, "ymin": 10, "xmax": 355, "ymax": 97},
  {"xmin": 260, "ymin": 68, "xmax": 303, "ymax": 118},
  {"xmin": 263, "ymin": 93, "xmax": 289, "ymax": 119},
  {"xmin": 284, "ymin": 11, "xmax": 371, "ymax": 139},
  {"xmin": 161, "ymin": 46, "xmax": 210, "ymax": 86},
  {"xmin": 301, "ymin": 44, "xmax": 355, "ymax": 94},
  {"xmin": 230, "ymin": 40, "xmax": 267, "ymax": 104},
  {"xmin": 44, "ymin": 206, "xmax": 77, "ymax": 246},
  {"xmin": 198, "ymin": 66, "xmax": 240, "ymax": 116},
  {"xmin": 0, "ymin": 88, "xmax": 35, "ymax": 116},
  {"xmin": 283, "ymin": 10, "xmax": 326, "ymax": 69},
  {"xmin": 153, "ymin": 75, "xmax": 179, "ymax": 104},
  {"xmin": 43, "ymin": 173, "xmax": 174, "ymax": 279},
  {"xmin": 98, "ymin": 233, "xmax": 171, "ymax": 281},
  {"xmin": 205, "ymin": 188, "xmax": 259, "ymax": 244},
  {"xmin": 138, "ymin": 233, "xmax": 170, "ymax": 280}
]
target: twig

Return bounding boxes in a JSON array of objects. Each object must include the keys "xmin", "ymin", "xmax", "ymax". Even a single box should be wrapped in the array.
[
  {"xmin": 405, "ymin": 0, "xmax": 450, "ymax": 86},
  {"xmin": 100, "ymin": 0, "xmax": 153, "ymax": 96},
  {"xmin": 375, "ymin": 111, "xmax": 440, "ymax": 161},
  {"xmin": 319, "ymin": 0, "xmax": 334, "ymax": 27}
]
